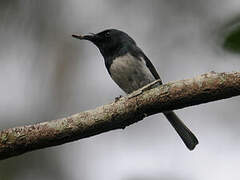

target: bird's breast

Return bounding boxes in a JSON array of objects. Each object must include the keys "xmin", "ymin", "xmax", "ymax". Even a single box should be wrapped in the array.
[{"xmin": 109, "ymin": 53, "xmax": 155, "ymax": 94}]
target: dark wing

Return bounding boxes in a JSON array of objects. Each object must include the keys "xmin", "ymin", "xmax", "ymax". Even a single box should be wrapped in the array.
[
  {"xmin": 141, "ymin": 53, "xmax": 161, "ymax": 80},
  {"xmin": 131, "ymin": 45, "xmax": 162, "ymax": 83}
]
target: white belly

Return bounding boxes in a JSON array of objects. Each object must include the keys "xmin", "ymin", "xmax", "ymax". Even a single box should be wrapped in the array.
[{"xmin": 109, "ymin": 53, "xmax": 156, "ymax": 94}]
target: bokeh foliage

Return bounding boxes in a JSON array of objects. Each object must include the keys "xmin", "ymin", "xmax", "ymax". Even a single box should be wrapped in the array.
[{"xmin": 222, "ymin": 16, "xmax": 240, "ymax": 53}]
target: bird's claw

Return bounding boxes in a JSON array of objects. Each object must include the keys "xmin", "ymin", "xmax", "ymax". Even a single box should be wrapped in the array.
[{"xmin": 115, "ymin": 95, "xmax": 123, "ymax": 102}]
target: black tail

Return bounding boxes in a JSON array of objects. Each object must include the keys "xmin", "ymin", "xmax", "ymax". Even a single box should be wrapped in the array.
[{"xmin": 163, "ymin": 111, "xmax": 198, "ymax": 150}]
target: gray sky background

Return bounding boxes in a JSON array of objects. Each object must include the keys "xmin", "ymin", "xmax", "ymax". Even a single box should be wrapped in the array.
[{"xmin": 0, "ymin": 1, "xmax": 240, "ymax": 180}]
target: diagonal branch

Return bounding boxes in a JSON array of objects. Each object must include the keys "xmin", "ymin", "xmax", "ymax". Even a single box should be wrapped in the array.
[{"xmin": 0, "ymin": 71, "xmax": 240, "ymax": 160}]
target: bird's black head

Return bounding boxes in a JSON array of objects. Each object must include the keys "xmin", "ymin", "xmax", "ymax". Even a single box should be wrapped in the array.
[{"xmin": 72, "ymin": 29, "xmax": 136, "ymax": 59}]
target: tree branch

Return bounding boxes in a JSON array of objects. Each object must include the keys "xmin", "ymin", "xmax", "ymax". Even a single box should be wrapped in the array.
[{"xmin": 0, "ymin": 71, "xmax": 240, "ymax": 160}]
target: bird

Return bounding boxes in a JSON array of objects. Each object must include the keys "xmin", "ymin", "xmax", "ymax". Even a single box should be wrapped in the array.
[{"xmin": 72, "ymin": 29, "xmax": 198, "ymax": 150}]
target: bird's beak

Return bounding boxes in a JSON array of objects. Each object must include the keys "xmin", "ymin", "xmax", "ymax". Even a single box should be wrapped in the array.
[{"xmin": 72, "ymin": 33, "xmax": 96, "ymax": 41}]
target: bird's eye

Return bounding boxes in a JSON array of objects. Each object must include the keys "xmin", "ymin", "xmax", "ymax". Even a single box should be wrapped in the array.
[{"xmin": 105, "ymin": 32, "xmax": 111, "ymax": 38}]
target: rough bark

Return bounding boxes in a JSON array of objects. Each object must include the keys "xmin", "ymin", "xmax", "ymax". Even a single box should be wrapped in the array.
[{"xmin": 0, "ymin": 71, "xmax": 240, "ymax": 160}]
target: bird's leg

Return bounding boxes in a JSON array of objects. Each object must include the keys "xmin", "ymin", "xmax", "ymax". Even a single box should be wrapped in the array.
[
  {"xmin": 115, "ymin": 95, "xmax": 123, "ymax": 102},
  {"xmin": 140, "ymin": 79, "xmax": 162, "ymax": 92},
  {"xmin": 128, "ymin": 79, "xmax": 162, "ymax": 99}
]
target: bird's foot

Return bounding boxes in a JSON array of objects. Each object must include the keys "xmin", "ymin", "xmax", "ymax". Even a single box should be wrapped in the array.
[
  {"xmin": 128, "ymin": 79, "xmax": 162, "ymax": 99},
  {"xmin": 140, "ymin": 79, "xmax": 162, "ymax": 92},
  {"xmin": 115, "ymin": 95, "xmax": 123, "ymax": 102}
]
